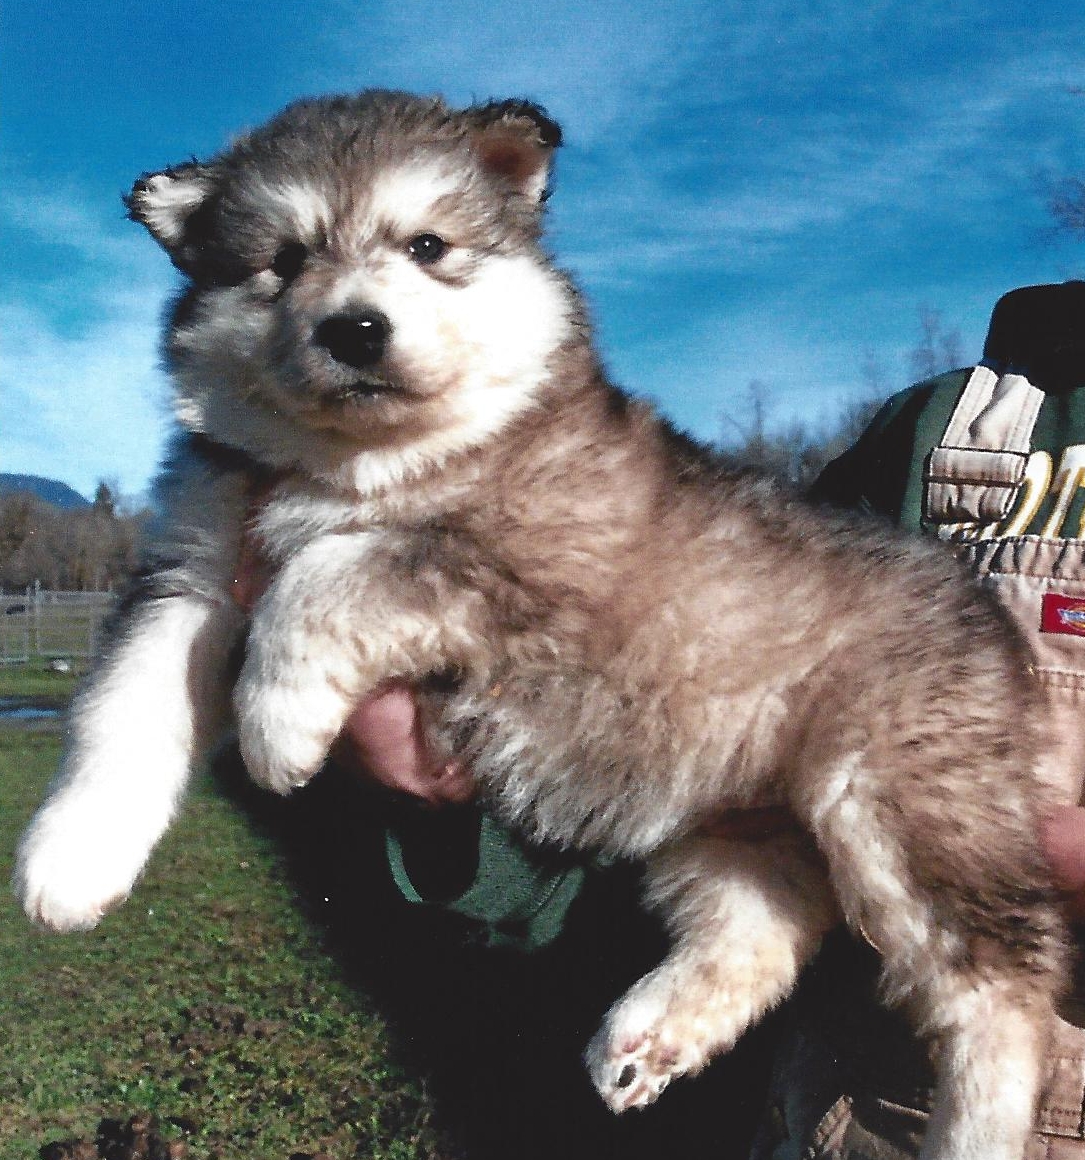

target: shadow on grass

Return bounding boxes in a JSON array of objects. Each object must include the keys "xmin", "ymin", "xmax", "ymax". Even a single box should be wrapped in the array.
[{"xmin": 212, "ymin": 746, "xmax": 780, "ymax": 1160}]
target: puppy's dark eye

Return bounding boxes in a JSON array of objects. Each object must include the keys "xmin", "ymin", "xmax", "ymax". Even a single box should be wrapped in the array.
[
  {"xmin": 408, "ymin": 233, "xmax": 448, "ymax": 265},
  {"xmin": 270, "ymin": 242, "xmax": 308, "ymax": 283}
]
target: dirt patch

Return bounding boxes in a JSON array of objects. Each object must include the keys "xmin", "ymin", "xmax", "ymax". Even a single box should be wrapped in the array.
[
  {"xmin": 40, "ymin": 1113, "xmax": 188, "ymax": 1159},
  {"xmin": 39, "ymin": 1112, "xmax": 335, "ymax": 1160}
]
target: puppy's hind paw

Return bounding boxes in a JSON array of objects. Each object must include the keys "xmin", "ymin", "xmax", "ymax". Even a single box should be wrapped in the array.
[
  {"xmin": 19, "ymin": 877, "xmax": 128, "ymax": 933},
  {"xmin": 585, "ymin": 1028, "xmax": 682, "ymax": 1112},
  {"xmin": 584, "ymin": 972, "xmax": 714, "ymax": 1113}
]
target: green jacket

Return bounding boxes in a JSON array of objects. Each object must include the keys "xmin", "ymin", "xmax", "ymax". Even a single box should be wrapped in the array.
[
  {"xmin": 384, "ymin": 802, "xmax": 591, "ymax": 949},
  {"xmin": 812, "ymin": 369, "xmax": 1085, "ymax": 534}
]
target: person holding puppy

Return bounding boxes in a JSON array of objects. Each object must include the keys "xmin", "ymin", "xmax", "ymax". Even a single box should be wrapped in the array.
[
  {"xmin": 749, "ymin": 280, "xmax": 1085, "ymax": 1160},
  {"xmin": 237, "ymin": 280, "xmax": 1085, "ymax": 1159}
]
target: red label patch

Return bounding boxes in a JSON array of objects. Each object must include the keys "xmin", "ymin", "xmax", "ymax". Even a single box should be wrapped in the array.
[{"xmin": 1041, "ymin": 593, "xmax": 1085, "ymax": 636}]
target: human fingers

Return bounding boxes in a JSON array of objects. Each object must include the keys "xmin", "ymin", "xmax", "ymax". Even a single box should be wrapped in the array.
[
  {"xmin": 1040, "ymin": 806, "xmax": 1085, "ymax": 923},
  {"xmin": 335, "ymin": 682, "xmax": 476, "ymax": 806}
]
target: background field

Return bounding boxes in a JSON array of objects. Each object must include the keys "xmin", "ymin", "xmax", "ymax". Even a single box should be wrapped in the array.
[
  {"xmin": 0, "ymin": 666, "xmax": 451, "ymax": 1160},
  {"xmin": 0, "ymin": 589, "xmax": 115, "ymax": 668},
  {"xmin": 0, "ymin": 666, "xmax": 775, "ymax": 1160}
]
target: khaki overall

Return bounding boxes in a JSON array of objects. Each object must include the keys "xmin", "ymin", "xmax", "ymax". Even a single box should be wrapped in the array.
[{"xmin": 754, "ymin": 367, "xmax": 1085, "ymax": 1160}]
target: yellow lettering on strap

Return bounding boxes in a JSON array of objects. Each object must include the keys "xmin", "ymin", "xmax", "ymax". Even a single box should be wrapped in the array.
[
  {"xmin": 1002, "ymin": 451, "xmax": 1053, "ymax": 537},
  {"xmin": 1041, "ymin": 446, "xmax": 1085, "ymax": 540}
]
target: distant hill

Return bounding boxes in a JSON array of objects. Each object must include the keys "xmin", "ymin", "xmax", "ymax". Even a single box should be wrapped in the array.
[{"xmin": 0, "ymin": 473, "xmax": 90, "ymax": 510}]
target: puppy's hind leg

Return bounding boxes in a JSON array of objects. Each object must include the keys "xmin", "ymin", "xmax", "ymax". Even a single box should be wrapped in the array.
[
  {"xmin": 586, "ymin": 831, "xmax": 837, "ymax": 1112},
  {"xmin": 917, "ymin": 979, "xmax": 1053, "ymax": 1160},
  {"xmin": 804, "ymin": 753, "xmax": 1066, "ymax": 1160}
]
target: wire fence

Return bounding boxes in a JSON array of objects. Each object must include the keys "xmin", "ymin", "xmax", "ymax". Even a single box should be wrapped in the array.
[{"xmin": 0, "ymin": 585, "xmax": 117, "ymax": 666}]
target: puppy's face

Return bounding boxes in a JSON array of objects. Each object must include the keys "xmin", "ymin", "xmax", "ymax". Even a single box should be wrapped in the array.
[{"xmin": 129, "ymin": 93, "xmax": 577, "ymax": 465}]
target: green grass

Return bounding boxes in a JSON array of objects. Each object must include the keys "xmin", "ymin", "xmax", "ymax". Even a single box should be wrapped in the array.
[
  {"xmin": 0, "ymin": 707, "xmax": 450, "ymax": 1157},
  {"xmin": 0, "ymin": 662, "xmax": 83, "ymax": 698}
]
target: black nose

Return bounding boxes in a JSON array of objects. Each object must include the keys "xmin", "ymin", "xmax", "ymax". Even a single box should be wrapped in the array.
[{"xmin": 313, "ymin": 310, "xmax": 390, "ymax": 369}]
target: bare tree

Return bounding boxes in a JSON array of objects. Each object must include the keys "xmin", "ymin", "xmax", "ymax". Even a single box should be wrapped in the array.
[
  {"xmin": 717, "ymin": 304, "xmax": 967, "ymax": 487},
  {"xmin": 909, "ymin": 305, "xmax": 962, "ymax": 382},
  {"xmin": 0, "ymin": 483, "xmax": 149, "ymax": 593},
  {"xmin": 1049, "ymin": 176, "xmax": 1085, "ymax": 237},
  {"xmin": 720, "ymin": 381, "xmax": 773, "ymax": 466},
  {"xmin": 719, "ymin": 381, "xmax": 839, "ymax": 488},
  {"xmin": 859, "ymin": 348, "xmax": 890, "ymax": 400}
]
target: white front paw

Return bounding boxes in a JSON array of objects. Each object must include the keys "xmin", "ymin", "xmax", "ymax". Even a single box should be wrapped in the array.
[
  {"xmin": 14, "ymin": 806, "xmax": 143, "ymax": 931},
  {"xmin": 585, "ymin": 979, "xmax": 704, "ymax": 1113},
  {"xmin": 234, "ymin": 661, "xmax": 352, "ymax": 795}
]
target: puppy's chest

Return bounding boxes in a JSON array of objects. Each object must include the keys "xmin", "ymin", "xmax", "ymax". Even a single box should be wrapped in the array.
[
  {"xmin": 254, "ymin": 489, "xmax": 396, "ymax": 558},
  {"xmin": 257, "ymin": 486, "xmax": 630, "ymax": 660}
]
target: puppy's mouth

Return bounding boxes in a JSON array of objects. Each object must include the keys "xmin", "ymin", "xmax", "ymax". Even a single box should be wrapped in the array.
[{"xmin": 334, "ymin": 378, "xmax": 403, "ymax": 402}]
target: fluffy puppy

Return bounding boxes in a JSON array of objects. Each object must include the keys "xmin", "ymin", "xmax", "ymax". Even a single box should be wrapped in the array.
[{"xmin": 14, "ymin": 91, "xmax": 1067, "ymax": 1160}]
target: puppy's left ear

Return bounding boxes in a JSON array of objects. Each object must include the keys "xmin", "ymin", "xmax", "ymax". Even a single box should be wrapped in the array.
[
  {"xmin": 466, "ymin": 100, "xmax": 562, "ymax": 204},
  {"xmin": 124, "ymin": 162, "xmax": 218, "ymax": 272}
]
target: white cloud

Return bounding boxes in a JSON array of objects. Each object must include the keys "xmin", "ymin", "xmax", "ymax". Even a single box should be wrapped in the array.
[
  {"xmin": 4, "ymin": 0, "xmax": 1082, "ymax": 502},
  {"xmin": 554, "ymin": 33, "xmax": 1082, "ymax": 280},
  {"xmin": 0, "ymin": 182, "xmax": 142, "ymax": 270},
  {"xmin": 0, "ymin": 182, "xmax": 174, "ymax": 499},
  {"xmin": 320, "ymin": 0, "xmax": 713, "ymax": 143},
  {"xmin": 1, "ymin": 298, "xmax": 171, "ymax": 500}
]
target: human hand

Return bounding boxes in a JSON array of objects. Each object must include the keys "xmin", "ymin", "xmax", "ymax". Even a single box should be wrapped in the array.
[
  {"xmin": 332, "ymin": 681, "xmax": 477, "ymax": 806},
  {"xmin": 232, "ymin": 505, "xmax": 476, "ymax": 807},
  {"xmin": 1041, "ymin": 806, "xmax": 1085, "ymax": 923}
]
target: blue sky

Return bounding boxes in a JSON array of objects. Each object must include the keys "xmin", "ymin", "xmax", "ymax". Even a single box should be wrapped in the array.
[{"xmin": 2, "ymin": 0, "xmax": 1083, "ymax": 500}]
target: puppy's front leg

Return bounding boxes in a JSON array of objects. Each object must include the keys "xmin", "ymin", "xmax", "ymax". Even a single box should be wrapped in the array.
[
  {"xmin": 235, "ymin": 530, "xmax": 474, "ymax": 794},
  {"xmin": 14, "ymin": 593, "xmax": 241, "ymax": 931},
  {"xmin": 586, "ymin": 831, "xmax": 836, "ymax": 1111}
]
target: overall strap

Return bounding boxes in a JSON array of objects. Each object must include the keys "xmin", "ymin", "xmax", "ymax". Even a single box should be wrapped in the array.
[{"xmin": 923, "ymin": 365, "xmax": 1045, "ymax": 539}]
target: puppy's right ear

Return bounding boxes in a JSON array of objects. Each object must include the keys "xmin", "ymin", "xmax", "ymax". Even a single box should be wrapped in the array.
[
  {"xmin": 465, "ymin": 100, "xmax": 562, "ymax": 206},
  {"xmin": 125, "ymin": 163, "xmax": 217, "ymax": 271}
]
